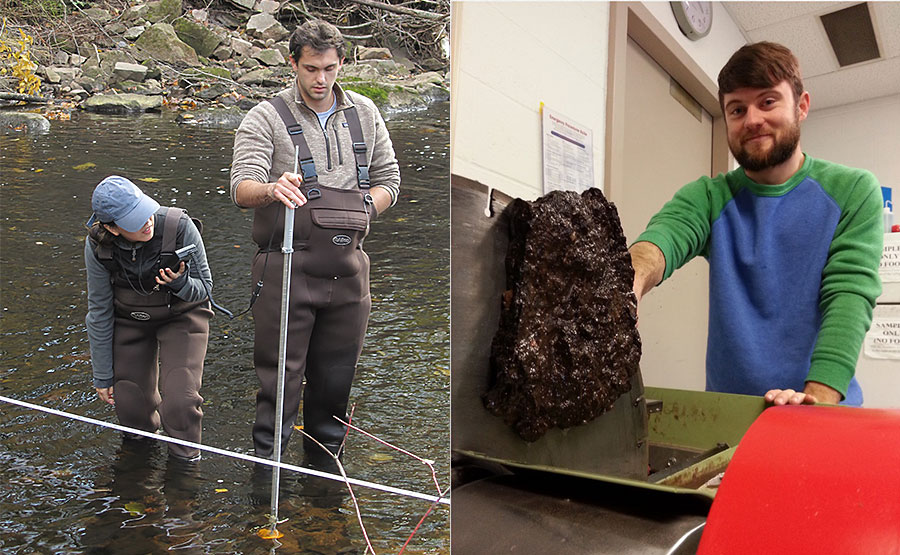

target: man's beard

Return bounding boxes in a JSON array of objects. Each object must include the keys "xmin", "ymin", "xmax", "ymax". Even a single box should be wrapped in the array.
[{"xmin": 730, "ymin": 118, "xmax": 801, "ymax": 173}]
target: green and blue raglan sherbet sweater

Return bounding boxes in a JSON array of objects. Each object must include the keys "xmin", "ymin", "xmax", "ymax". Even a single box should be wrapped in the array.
[{"xmin": 636, "ymin": 155, "xmax": 882, "ymax": 405}]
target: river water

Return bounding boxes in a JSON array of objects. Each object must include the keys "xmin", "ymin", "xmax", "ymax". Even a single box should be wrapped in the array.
[{"xmin": 0, "ymin": 102, "xmax": 449, "ymax": 553}]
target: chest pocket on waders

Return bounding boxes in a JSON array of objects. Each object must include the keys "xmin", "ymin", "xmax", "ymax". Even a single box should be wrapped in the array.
[{"xmin": 298, "ymin": 186, "xmax": 370, "ymax": 279}]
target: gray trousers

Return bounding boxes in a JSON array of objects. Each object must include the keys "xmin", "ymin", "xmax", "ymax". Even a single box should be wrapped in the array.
[{"xmin": 112, "ymin": 294, "xmax": 212, "ymax": 460}]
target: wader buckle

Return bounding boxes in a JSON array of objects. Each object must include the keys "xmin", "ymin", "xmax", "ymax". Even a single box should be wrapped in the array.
[
  {"xmin": 352, "ymin": 142, "xmax": 366, "ymax": 154},
  {"xmin": 357, "ymin": 166, "xmax": 371, "ymax": 188},
  {"xmin": 300, "ymin": 158, "xmax": 318, "ymax": 182},
  {"xmin": 306, "ymin": 187, "xmax": 322, "ymax": 200},
  {"xmin": 287, "ymin": 124, "xmax": 303, "ymax": 136}
]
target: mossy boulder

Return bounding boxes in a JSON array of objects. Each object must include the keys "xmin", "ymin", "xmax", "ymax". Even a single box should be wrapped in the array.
[
  {"xmin": 135, "ymin": 23, "xmax": 200, "ymax": 67},
  {"xmin": 144, "ymin": 0, "xmax": 183, "ymax": 23},
  {"xmin": 173, "ymin": 18, "xmax": 222, "ymax": 58},
  {"xmin": 122, "ymin": 4, "xmax": 150, "ymax": 22}
]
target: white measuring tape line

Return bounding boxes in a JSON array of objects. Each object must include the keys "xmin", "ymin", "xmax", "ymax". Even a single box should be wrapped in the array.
[{"xmin": 0, "ymin": 395, "xmax": 449, "ymax": 506}]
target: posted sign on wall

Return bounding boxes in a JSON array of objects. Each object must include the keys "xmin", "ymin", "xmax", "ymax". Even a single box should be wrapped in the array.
[
  {"xmin": 880, "ymin": 233, "xmax": 900, "ymax": 283},
  {"xmin": 541, "ymin": 105, "xmax": 594, "ymax": 194},
  {"xmin": 865, "ymin": 305, "xmax": 900, "ymax": 360}
]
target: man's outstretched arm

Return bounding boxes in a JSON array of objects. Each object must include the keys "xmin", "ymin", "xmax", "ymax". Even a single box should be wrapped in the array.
[{"xmin": 629, "ymin": 241, "xmax": 666, "ymax": 303}]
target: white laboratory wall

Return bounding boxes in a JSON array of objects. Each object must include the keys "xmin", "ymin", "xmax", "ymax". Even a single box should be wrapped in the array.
[
  {"xmin": 642, "ymin": 1, "xmax": 746, "ymax": 83},
  {"xmin": 451, "ymin": 1, "xmax": 611, "ymax": 200},
  {"xmin": 802, "ymin": 93, "xmax": 900, "ymax": 408},
  {"xmin": 451, "ymin": 1, "xmax": 745, "ymax": 201},
  {"xmin": 803, "ymin": 94, "xmax": 900, "ymax": 203}
]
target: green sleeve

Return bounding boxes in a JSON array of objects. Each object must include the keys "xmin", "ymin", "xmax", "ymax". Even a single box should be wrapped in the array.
[
  {"xmin": 807, "ymin": 167, "xmax": 883, "ymax": 394},
  {"xmin": 634, "ymin": 175, "xmax": 733, "ymax": 281}
]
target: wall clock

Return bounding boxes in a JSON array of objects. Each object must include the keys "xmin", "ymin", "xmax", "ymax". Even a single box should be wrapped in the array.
[{"xmin": 671, "ymin": 1, "xmax": 713, "ymax": 41}]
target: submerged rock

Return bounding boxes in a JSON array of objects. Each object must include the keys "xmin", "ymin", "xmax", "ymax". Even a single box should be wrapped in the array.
[
  {"xmin": 0, "ymin": 112, "xmax": 50, "ymax": 134},
  {"xmin": 484, "ymin": 188, "xmax": 641, "ymax": 442},
  {"xmin": 176, "ymin": 107, "xmax": 245, "ymax": 128}
]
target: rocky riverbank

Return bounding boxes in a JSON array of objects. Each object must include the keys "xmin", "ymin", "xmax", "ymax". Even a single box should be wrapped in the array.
[{"xmin": 0, "ymin": 0, "xmax": 449, "ymax": 132}]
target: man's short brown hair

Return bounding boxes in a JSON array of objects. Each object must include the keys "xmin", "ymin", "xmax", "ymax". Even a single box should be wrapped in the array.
[
  {"xmin": 289, "ymin": 19, "xmax": 346, "ymax": 61},
  {"xmin": 718, "ymin": 42, "xmax": 804, "ymax": 109}
]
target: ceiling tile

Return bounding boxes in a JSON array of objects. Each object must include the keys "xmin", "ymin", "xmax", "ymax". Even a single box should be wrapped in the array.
[
  {"xmin": 806, "ymin": 57, "xmax": 900, "ymax": 110},
  {"xmin": 872, "ymin": 2, "xmax": 900, "ymax": 57},
  {"xmin": 723, "ymin": 2, "xmax": 846, "ymax": 30},
  {"xmin": 747, "ymin": 17, "xmax": 837, "ymax": 77},
  {"xmin": 722, "ymin": 1, "xmax": 900, "ymax": 108}
]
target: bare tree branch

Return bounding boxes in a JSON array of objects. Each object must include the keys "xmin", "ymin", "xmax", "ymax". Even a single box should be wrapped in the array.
[{"xmin": 346, "ymin": 0, "xmax": 448, "ymax": 21}]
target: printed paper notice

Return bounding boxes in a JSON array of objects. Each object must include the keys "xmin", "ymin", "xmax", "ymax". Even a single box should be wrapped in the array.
[
  {"xmin": 542, "ymin": 106, "xmax": 594, "ymax": 194},
  {"xmin": 880, "ymin": 233, "xmax": 900, "ymax": 283},
  {"xmin": 864, "ymin": 305, "xmax": 900, "ymax": 359}
]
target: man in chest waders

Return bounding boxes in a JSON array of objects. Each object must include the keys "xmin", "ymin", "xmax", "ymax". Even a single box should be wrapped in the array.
[{"xmin": 230, "ymin": 19, "xmax": 400, "ymax": 465}]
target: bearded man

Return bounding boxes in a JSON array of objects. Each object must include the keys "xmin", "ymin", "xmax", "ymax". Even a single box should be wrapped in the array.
[{"xmin": 629, "ymin": 42, "xmax": 883, "ymax": 406}]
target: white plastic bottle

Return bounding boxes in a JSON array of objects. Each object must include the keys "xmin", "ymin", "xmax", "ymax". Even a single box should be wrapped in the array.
[{"xmin": 884, "ymin": 204, "xmax": 893, "ymax": 233}]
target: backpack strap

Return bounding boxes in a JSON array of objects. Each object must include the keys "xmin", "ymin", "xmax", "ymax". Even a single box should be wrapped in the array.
[
  {"xmin": 87, "ymin": 226, "xmax": 118, "ymax": 278},
  {"xmin": 268, "ymin": 96, "xmax": 318, "ymax": 184},
  {"xmin": 159, "ymin": 206, "xmax": 185, "ymax": 254},
  {"xmin": 343, "ymin": 106, "xmax": 371, "ymax": 190}
]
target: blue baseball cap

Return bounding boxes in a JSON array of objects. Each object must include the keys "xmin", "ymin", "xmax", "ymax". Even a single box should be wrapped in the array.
[{"xmin": 87, "ymin": 176, "xmax": 160, "ymax": 232}]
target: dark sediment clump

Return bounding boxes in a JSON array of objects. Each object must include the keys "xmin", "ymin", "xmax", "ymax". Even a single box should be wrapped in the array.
[{"xmin": 483, "ymin": 188, "xmax": 641, "ymax": 442}]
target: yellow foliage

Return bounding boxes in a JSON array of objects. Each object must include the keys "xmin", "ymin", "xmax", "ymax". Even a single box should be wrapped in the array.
[
  {"xmin": 44, "ymin": 109, "xmax": 70, "ymax": 121},
  {"xmin": 123, "ymin": 501, "xmax": 146, "ymax": 515},
  {"xmin": 0, "ymin": 21, "xmax": 41, "ymax": 97}
]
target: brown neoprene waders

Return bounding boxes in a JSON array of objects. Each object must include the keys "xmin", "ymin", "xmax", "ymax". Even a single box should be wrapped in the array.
[
  {"xmin": 112, "ymin": 288, "xmax": 212, "ymax": 460},
  {"xmin": 251, "ymin": 185, "xmax": 372, "ymax": 458}
]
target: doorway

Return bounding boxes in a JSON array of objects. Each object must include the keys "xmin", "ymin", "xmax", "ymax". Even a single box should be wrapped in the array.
[{"xmin": 619, "ymin": 38, "xmax": 711, "ymax": 391}]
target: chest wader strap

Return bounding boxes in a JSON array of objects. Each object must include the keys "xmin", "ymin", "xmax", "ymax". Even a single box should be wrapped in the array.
[
  {"xmin": 269, "ymin": 96, "xmax": 318, "ymax": 184},
  {"xmin": 268, "ymin": 96, "xmax": 371, "ymax": 190},
  {"xmin": 343, "ymin": 106, "xmax": 371, "ymax": 190}
]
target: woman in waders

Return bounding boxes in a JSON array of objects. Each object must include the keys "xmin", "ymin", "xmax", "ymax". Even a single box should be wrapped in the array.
[{"xmin": 84, "ymin": 176, "xmax": 213, "ymax": 462}]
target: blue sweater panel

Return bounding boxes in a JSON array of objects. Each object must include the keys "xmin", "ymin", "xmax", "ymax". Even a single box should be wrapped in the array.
[{"xmin": 706, "ymin": 176, "xmax": 863, "ymax": 405}]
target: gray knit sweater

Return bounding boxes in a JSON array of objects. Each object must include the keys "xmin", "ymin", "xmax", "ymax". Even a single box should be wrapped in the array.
[{"xmin": 230, "ymin": 81, "xmax": 400, "ymax": 207}]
